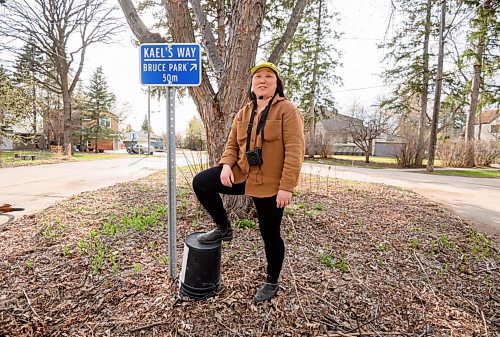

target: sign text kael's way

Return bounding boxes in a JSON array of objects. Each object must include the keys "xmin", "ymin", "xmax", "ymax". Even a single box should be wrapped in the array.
[
  {"xmin": 140, "ymin": 43, "xmax": 201, "ymax": 86},
  {"xmin": 143, "ymin": 46, "xmax": 197, "ymax": 59}
]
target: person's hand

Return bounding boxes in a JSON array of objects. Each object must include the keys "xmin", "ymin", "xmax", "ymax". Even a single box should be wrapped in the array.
[
  {"xmin": 276, "ymin": 190, "xmax": 292, "ymax": 208},
  {"xmin": 220, "ymin": 164, "xmax": 234, "ymax": 187}
]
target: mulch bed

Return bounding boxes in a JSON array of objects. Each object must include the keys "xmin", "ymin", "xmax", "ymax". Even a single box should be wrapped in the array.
[{"xmin": 0, "ymin": 171, "xmax": 498, "ymax": 336}]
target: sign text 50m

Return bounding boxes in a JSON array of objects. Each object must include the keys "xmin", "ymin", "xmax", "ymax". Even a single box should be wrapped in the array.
[{"xmin": 140, "ymin": 43, "xmax": 201, "ymax": 86}]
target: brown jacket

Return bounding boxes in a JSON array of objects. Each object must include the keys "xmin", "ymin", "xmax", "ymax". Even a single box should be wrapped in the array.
[{"xmin": 219, "ymin": 97, "xmax": 305, "ymax": 197}]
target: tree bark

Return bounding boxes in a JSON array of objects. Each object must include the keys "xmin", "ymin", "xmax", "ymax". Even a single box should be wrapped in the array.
[
  {"xmin": 308, "ymin": 114, "xmax": 316, "ymax": 158},
  {"xmin": 268, "ymin": 0, "xmax": 308, "ymax": 64},
  {"xmin": 415, "ymin": 0, "xmax": 432, "ymax": 167},
  {"xmin": 117, "ymin": 0, "xmax": 165, "ymax": 43},
  {"xmin": 465, "ymin": 0, "xmax": 490, "ymax": 167},
  {"xmin": 426, "ymin": 0, "xmax": 446, "ymax": 173},
  {"xmin": 306, "ymin": 0, "xmax": 323, "ymax": 159}
]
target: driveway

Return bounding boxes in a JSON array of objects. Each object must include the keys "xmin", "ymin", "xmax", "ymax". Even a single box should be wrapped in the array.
[
  {"xmin": 302, "ymin": 162, "xmax": 500, "ymax": 235},
  {"xmin": 0, "ymin": 151, "xmax": 205, "ymax": 225}
]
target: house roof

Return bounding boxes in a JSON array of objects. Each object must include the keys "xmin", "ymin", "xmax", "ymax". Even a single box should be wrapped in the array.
[
  {"xmin": 320, "ymin": 114, "xmax": 363, "ymax": 132},
  {"xmin": 123, "ymin": 131, "xmax": 163, "ymax": 142},
  {"xmin": 475, "ymin": 108, "xmax": 499, "ymax": 125}
]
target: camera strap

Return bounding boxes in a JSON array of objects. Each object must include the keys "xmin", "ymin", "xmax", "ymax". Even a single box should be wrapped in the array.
[{"xmin": 245, "ymin": 94, "xmax": 276, "ymax": 153}]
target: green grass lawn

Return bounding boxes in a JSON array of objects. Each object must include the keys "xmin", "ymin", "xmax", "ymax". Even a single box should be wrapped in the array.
[
  {"xmin": 306, "ymin": 155, "xmax": 399, "ymax": 169},
  {"xmin": 0, "ymin": 151, "xmax": 128, "ymax": 167},
  {"xmin": 71, "ymin": 152, "xmax": 128, "ymax": 160},
  {"xmin": 0, "ymin": 150, "xmax": 55, "ymax": 160},
  {"xmin": 332, "ymin": 155, "xmax": 398, "ymax": 164},
  {"xmin": 306, "ymin": 155, "xmax": 445, "ymax": 169},
  {"xmin": 431, "ymin": 169, "xmax": 500, "ymax": 178}
]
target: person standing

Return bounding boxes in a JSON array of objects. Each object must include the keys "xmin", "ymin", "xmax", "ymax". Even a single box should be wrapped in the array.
[{"xmin": 192, "ymin": 62, "xmax": 305, "ymax": 302}]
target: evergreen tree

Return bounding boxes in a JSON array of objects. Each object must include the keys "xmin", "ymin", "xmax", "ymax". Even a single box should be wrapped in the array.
[
  {"xmin": 463, "ymin": 0, "xmax": 499, "ymax": 165},
  {"xmin": 379, "ymin": 0, "xmax": 440, "ymax": 167},
  {"xmin": 1, "ymin": 0, "xmax": 122, "ymax": 156},
  {"xmin": 264, "ymin": 0, "xmax": 342, "ymax": 156},
  {"xmin": 13, "ymin": 42, "xmax": 44, "ymax": 136},
  {"xmin": 183, "ymin": 116, "xmax": 206, "ymax": 150},
  {"xmin": 82, "ymin": 67, "xmax": 117, "ymax": 153},
  {"xmin": 141, "ymin": 114, "xmax": 151, "ymax": 133},
  {"xmin": 0, "ymin": 67, "xmax": 30, "ymax": 145}
]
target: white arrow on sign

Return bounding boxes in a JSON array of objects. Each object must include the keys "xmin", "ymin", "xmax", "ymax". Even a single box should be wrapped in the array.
[{"xmin": 190, "ymin": 64, "xmax": 198, "ymax": 71}]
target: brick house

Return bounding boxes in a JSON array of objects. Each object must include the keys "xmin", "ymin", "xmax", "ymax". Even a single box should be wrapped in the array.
[{"xmin": 74, "ymin": 110, "xmax": 120, "ymax": 151}]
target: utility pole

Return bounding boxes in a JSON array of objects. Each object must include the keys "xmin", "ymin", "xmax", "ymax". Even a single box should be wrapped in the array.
[
  {"xmin": 147, "ymin": 86, "xmax": 151, "ymax": 155},
  {"xmin": 427, "ymin": 0, "xmax": 446, "ymax": 172}
]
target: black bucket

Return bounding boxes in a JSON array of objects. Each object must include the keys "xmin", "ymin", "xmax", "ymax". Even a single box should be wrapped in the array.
[{"xmin": 179, "ymin": 232, "xmax": 221, "ymax": 300}]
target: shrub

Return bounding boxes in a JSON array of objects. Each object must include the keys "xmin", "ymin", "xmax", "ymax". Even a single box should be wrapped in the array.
[
  {"xmin": 395, "ymin": 117, "xmax": 420, "ymax": 168},
  {"xmin": 437, "ymin": 139, "xmax": 500, "ymax": 167}
]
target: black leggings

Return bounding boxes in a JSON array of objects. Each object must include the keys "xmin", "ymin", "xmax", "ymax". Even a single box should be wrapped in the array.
[{"xmin": 192, "ymin": 166, "xmax": 285, "ymax": 284}]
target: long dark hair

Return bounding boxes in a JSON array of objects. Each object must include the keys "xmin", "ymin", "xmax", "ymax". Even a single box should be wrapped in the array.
[{"xmin": 248, "ymin": 74, "xmax": 285, "ymax": 105}]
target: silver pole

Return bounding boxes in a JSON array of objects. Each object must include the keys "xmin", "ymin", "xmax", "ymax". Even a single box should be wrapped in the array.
[
  {"xmin": 147, "ymin": 86, "xmax": 151, "ymax": 155},
  {"xmin": 166, "ymin": 86, "xmax": 177, "ymax": 278}
]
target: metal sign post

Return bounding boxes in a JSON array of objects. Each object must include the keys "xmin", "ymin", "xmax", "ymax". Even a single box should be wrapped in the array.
[
  {"xmin": 139, "ymin": 43, "xmax": 201, "ymax": 279},
  {"xmin": 166, "ymin": 86, "xmax": 176, "ymax": 278}
]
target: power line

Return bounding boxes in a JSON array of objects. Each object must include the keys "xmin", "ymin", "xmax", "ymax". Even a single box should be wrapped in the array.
[
  {"xmin": 444, "ymin": 0, "xmax": 489, "ymax": 39},
  {"xmin": 338, "ymin": 37, "xmax": 384, "ymax": 41},
  {"xmin": 331, "ymin": 84, "xmax": 390, "ymax": 93}
]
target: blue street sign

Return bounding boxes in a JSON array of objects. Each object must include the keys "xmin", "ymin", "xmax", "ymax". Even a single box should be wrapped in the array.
[{"xmin": 140, "ymin": 43, "xmax": 201, "ymax": 86}]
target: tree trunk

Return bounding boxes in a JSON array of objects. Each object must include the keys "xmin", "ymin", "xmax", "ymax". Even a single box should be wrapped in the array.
[
  {"xmin": 308, "ymin": 112, "xmax": 316, "ymax": 158},
  {"xmin": 165, "ymin": 0, "xmax": 265, "ymax": 166},
  {"xmin": 306, "ymin": 0, "xmax": 323, "ymax": 159},
  {"xmin": 365, "ymin": 139, "xmax": 373, "ymax": 164},
  {"xmin": 464, "ymin": 0, "xmax": 490, "ymax": 167},
  {"xmin": 61, "ymin": 77, "xmax": 73, "ymax": 157},
  {"xmin": 427, "ymin": 0, "xmax": 446, "ymax": 173},
  {"xmin": 415, "ymin": 0, "xmax": 432, "ymax": 167},
  {"xmin": 119, "ymin": 0, "xmax": 306, "ymax": 214}
]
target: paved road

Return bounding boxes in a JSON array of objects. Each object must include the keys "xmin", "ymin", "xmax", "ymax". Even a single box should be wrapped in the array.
[
  {"xmin": 2, "ymin": 155, "xmax": 499, "ymax": 235},
  {"xmin": 302, "ymin": 163, "xmax": 500, "ymax": 235},
  {"xmin": 0, "ymin": 152, "xmax": 204, "ymax": 225}
]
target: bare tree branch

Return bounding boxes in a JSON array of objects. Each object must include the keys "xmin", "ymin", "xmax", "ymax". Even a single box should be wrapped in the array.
[
  {"xmin": 216, "ymin": 0, "xmax": 226, "ymax": 62},
  {"xmin": 268, "ymin": 0, "xmax": 308, "ymax": 64},
  {"xmin": 117, "ymin": 0, "xmax": 166, "ymax": 43},
  {"xmin": 189, "ymin": 0, "xmax": 224, "ymax": 75}
]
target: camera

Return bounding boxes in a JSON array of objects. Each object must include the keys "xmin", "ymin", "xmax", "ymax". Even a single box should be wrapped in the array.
[{"xmin": 246, "ymin": 147, "xmax": 263, "ymax": 166}]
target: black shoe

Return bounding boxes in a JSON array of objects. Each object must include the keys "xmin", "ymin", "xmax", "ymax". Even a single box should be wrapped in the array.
[
  {"xmin": 197, "ymin": 227, "xmax": 233, "ymax": 244},
  {"xmin": 253, "ymin": 282, "xmax": 279, "ymax": 302}
]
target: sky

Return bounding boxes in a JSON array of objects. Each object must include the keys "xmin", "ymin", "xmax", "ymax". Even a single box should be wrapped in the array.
[{"xmin": 82, "ymin": 0, "xmax": 394, "ymax": 135}]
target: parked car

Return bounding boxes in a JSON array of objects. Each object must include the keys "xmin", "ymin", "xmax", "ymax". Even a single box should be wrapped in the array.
[{"xmin": 127, "ymin": 144, "xmax": 154, "ymax": 155}]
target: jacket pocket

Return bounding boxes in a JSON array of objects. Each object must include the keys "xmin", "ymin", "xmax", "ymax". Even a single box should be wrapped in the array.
[
  {"xmin": 263, "ymin": 120, "xmax": 282, "ymax": 142},
  {"xmin": 236, "ymin": 121, "xmax": 248, "ymax": 144}
]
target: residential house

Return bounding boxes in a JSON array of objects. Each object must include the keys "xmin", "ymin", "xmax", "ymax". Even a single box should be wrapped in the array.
[
  {"xmin": 372, "ymin": 134, "xmax": 404, "ymax": 157},
  {"xmin": 0, "ymin": 115, "xmax": 45, "ymax": 151},
  {"xmin": 315, "ymin": 114, "xmax": 364, "ymax": 155},
  {"xmin": 315, "ymin": 114, "xmax": 403, "ymax": 157},
  {"xmin": 76, "ymin": 110, "xmax": 120, "ymax": 151},
  {"xmin": 1, "ymin": 109, "xmax": 121, "ymax": 151},
  {"xmin": 122, "ymin": 131, "xmax": 164, "ymax": 151},
  {"xmin": 474, "ymin": 108, "xmax": 499, "ymax": 141}
]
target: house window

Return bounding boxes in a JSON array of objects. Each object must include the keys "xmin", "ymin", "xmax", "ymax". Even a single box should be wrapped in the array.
[
  {"xmin": 100, "ymin": 117, "xmax": 111, "ymax": 128},
  {"xmin": 491, "ymin": 124, "xmax": 499, "ymax": 134}
]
